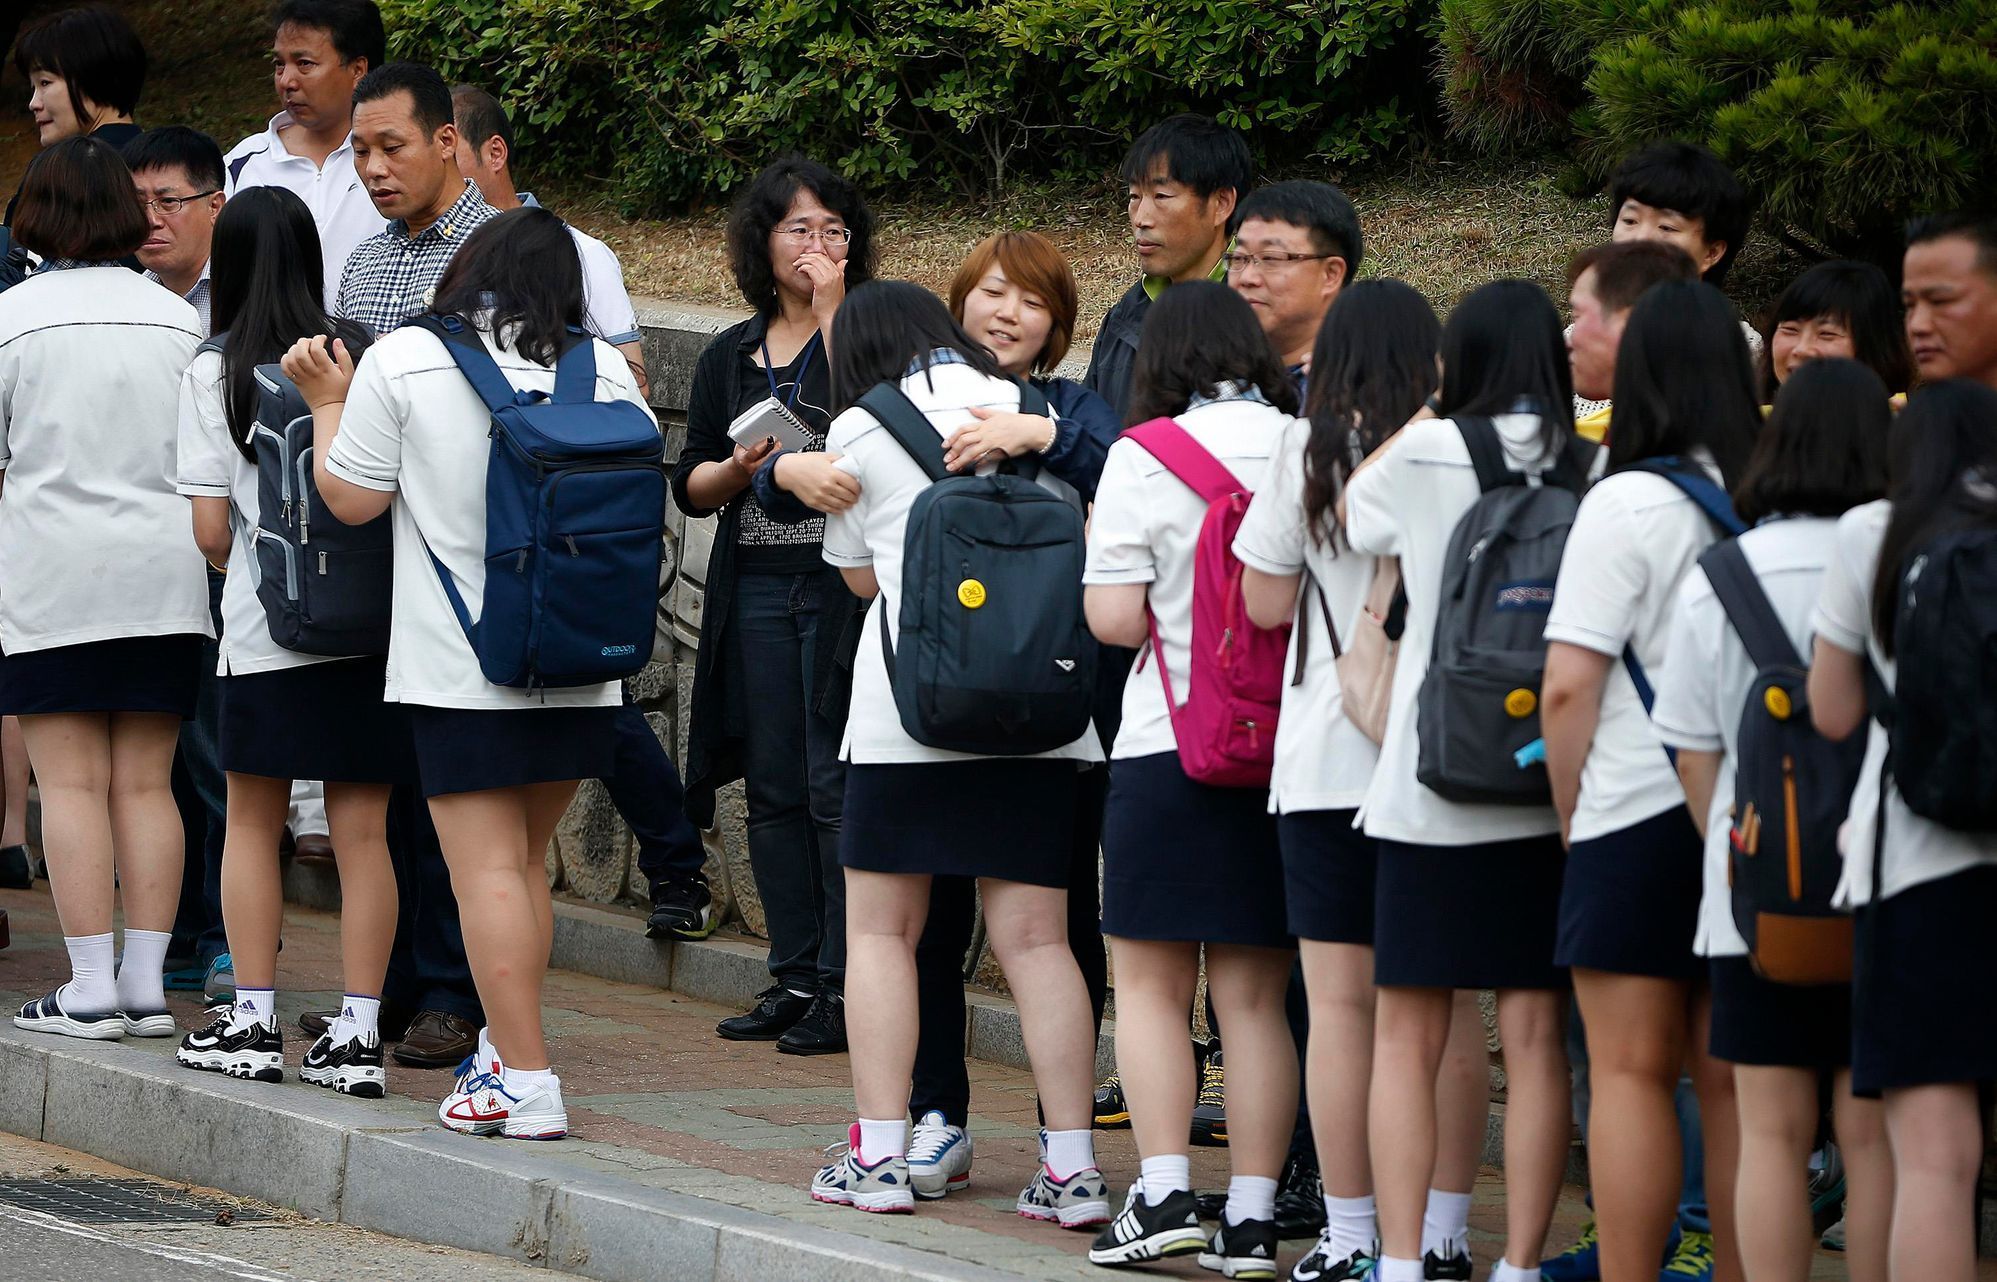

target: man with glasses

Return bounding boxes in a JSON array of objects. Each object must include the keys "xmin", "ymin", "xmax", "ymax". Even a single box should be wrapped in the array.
[
  {"xmin": 1225, "ymin": 179, "xmax": 1362, "ymax": 399},
  {"xmin": 125, "ymin": 127, "xmax": 226, "ymax": 336}
]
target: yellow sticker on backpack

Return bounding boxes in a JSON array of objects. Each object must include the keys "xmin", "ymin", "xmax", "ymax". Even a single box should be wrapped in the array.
[
  {"xmin": 957, "ymin": 579, "xmax": 987, "ymax": 609},
  {"xmin": 1764, "ymin": 686, "xmax": 1792, "ymax": 720},
  {"xmin": 1505, "ymin": 688, "xmax": 1537, "ymax": 718}
]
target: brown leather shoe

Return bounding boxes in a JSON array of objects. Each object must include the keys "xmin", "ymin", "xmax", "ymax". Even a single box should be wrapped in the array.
[
  {"xmin": 391, "ymin": 1009, "xmax": 480, "ymax": 1068},
  {"xmin": 293, "ymin": 833, "xmax": 336, "ymax": 863}
]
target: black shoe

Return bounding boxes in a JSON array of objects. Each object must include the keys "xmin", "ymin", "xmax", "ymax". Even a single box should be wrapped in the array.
[
  {"xmin": 1094, "ymin": 1069, "xmax": 1131, "ymax": 1128},
  {"xmin": 715, "ymin": 985, "xmax": 813, "ymax": 1041},
  {"xmin": 1274, "ymin": 1148, "xmax": 1327, "ymax": 1240},
  {"xmin": 176, "ymin": 1012, "xmax": 284, "ymax": 1082},
  {"xmin": 646, "ymin": 876, "xmax": 716, "ymax": 942},
  {"xmin": 300, "ymin": 1031, "xmax": 387, "ymax": 1098},
  {"xmin": 1424, "ymin": 1247, "xmax": 1472, "ymax": 1280},
  {"xmin": 776, "ymin": 992, "xmax": 846, "ymax": 1055},
  {"xmin": 1292, "ymin": 1232, "xmax": 1377, "ymax": 1281},
  {"xmin": 1089, "ymin": 1187, "xmax": 1207, "ymax": 1266},
  {"xmin": 1191, "ymin": 1046, "xmax": 1228, "ymax": 1146},
  {"xmin": 0, "ymin": 843, "xmax": 31, "ymax": 890},
  {"xmin": 1200, "ymin": 1216, "xmax": 1279, "ymax": 1279}
]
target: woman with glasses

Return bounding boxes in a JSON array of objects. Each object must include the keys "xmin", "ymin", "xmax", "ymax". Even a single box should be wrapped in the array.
[{"xmin": 670, "ymin": 156, "xmax": 878, "ymax": 1056}]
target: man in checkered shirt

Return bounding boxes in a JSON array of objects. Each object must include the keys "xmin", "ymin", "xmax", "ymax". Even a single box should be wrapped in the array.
[{"xmin": 334, "ymin": 61, "xmax": 496, "ymax": 336}]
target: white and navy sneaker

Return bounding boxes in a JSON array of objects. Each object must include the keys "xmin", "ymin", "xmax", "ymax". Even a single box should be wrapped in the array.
[
  {"xmin": 176, "ymin": 1011, "xmax": 284, "ymax": 1082},
  {"xmin": 1290, "ymin": 1231, "xmax": 1376, "ymax": 1281},
  {"xmin": 908, "ymin": 1111, "xmax": 972, "ymax": 1200},
  {"xmin": 13, "ymin": 988, "xmax": 123, "ymax": 1040},
  {"xmin": 300, "ymin": 1032, "xmax": 387, "ymax": 1098},
  {"xmin": 1089, "ymin": 1187, "xmax": 1207, "ymax": 1266},
  {"xmin": 1422, "ymin": 1247, "xmax": 1471, "ymax": 1281},
  {"xmin": 1017, "ymin": 1164, "xmax": 1111, "ymax": 1229},
  {"xmin": 438, "ymin": 1070, "xmax": 567, "ymax": 1139},
  {"xmin": 810, "ymin": 1125, "xmax": 915, "ymax": 1214},
  {"xmin": 119, "ymin": 1008, "xmax": 178, "ymax": 1038},
  {"xmin": 1200, "ymin": 1216, "xmax": 1280, "ymax": 1279}
]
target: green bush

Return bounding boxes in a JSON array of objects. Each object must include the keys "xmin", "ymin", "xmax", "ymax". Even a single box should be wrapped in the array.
[{"xmin": 381, "ymin": 0, "xmax": 1435, "ymax": 213}]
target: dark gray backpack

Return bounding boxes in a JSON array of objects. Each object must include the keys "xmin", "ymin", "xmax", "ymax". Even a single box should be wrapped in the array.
[{"xmin": 1416, "ymin": 416, "xmax": 1595, "ymax": 804}]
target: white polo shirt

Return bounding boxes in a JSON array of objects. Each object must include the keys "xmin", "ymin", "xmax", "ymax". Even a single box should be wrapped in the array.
[
  {"xmin": 0, "ymin": 266, "xmax": 212, "ymax": 652},
  {"xmin": 519, "ymin": 194, "xmax": 641, "ymax": 346},
  {"xmin": 324, "ymin": 320, "xmax": 651, "ymax": 710},
  {"xmin": 224, "ymin": 112, "xmax": 386, "ymax": 308}
]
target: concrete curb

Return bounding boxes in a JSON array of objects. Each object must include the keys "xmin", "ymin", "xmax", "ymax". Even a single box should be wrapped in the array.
[{"xmin": 0, "ymin": 1023, "xmax": 1041, "ymax": 1282}]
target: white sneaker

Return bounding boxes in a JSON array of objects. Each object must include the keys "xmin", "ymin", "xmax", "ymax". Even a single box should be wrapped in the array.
[
  {"xmin": 438, "ymin": 1070, "xmax": 568, "ymax": 1140},
  {"xmin": 908, "ymin": 1110, "xmax": 972, "ymax": 1199}
]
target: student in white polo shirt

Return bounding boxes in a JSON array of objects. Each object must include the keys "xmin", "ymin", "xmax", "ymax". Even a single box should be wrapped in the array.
[
  {"xmin": 0, "ymin": 137, "xmax": 210, "ymax": 1042},
  {"xmin": 1651, "ymin": 359, "xmax": 1894, "ymax": 1282},
  {"xmin": 222, "ymin": 0, "xmax": 386, "ymax": 305}
]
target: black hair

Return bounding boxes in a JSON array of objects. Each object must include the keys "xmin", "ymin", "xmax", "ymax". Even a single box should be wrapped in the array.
[
  {"xmin": 209, "ymin": 186, "xmax": 370, "ymax": 462},
  {"xmin": 1436, "ymin": 279, "xmax": 1574, "ymax": 458},
  {"xmin": 1758, "ymin": 261, "xmax": 1914, "ymax": 394},
  {"xmin": 724, "ymin": 154, "xmax": 878, "ymax": 315},
  {"xmin": 10, "ymin": 134, "xmax": 148, "ymax": 261},
  {"xmin": 450, "ymin": 84, "xmax": 513, "ymax": 156},
  {"xmin": 1229, "ymin": 179, "xmax": 1364, "ymax": 277},
  {"xmin": 1608, "ymin": 140, "xmax": 1753, "ymax": 285},
  {"xmin": 1125, "ymin": 279, "xmax": 1300, "ymax": 426},
  {"xmin": 1605, "ymin": 279, "xmax": 1760, "ymax": 487},
  {"xmin": 1871, "ymin": 379, "xmax": 1997, "ymax": 656},
  {"xmin": 1118, "ymin": 113, "xmax": 1253, "ymax": 202},
  {"xmin": 1731, "ymin": 359, "xmax": 1890, "ymax": 526},
  {"xmin": 13, "ymin": 5, "xmax": 148, "ymax": 125},
  {"xmin": 429, "ymin": 206, "xmax": 585, "ymax": 366},
  {"xmin": 352, "ymin": 61, "xmax": 453, "ymax": 137},
  {"xmin": 827, "ymin": 280, "xmax": 1005, "ymax": 414},
  {"xmin": 270, "ymin": 0, "xmax": 386, "ymax": 72},
  {"xmin": 1905, "ymin": 211, "xmax": 1997, "ymax": 277},
  {"xmin": 1302, "ymin": 279, "xmax": 1439, "ymax": 548},
  {"xmin": 121, "ymin": 125, "xmax": 225, "ymax": 194}
]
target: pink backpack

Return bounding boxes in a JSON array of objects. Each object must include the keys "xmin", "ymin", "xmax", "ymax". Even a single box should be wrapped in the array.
[{"xmin": 1126, "ymin": 417, "xmax": 1292, "ymax": 788}]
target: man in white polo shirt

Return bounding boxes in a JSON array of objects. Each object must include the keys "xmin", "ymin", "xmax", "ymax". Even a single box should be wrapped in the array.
[{"xmin": 222, "ymin": 0, "xmax": 385, "ymax": 306}]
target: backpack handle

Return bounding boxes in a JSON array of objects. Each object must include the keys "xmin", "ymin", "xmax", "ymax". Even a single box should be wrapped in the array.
[
  {"xmin": 1698, "ymin": 538, "xmax": 1804, "ymax": 671},
  {"xmin": 1124, "ymin": 417, "xmax": 1245, "ymax": 502}
]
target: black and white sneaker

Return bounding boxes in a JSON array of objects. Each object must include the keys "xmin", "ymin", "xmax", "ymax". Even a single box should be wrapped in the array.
[
  {"xmin": 1089, "ymin": 1187, "xmax": 1207, "ymax": 1266},
  {"xmin": 119, "ymin": 1008, "xmax": 178, "ymax": 1038},
  {"xmin": 13, "ymin": 988, "xmax": 122, "ymax": 1040},
  {"xmin": 1291, "ymin": 1230, "xmax": 1376, "ymax": 1281},
  {"xmin": 1422, "ymin": 1247, "xmax": 1472, "ymax": 1280},
  {"xmin": 176, "ymin": 1012, "xmax": 283, "ymax": 1082},
  {"xmin": 300, "ymin": 1032, "xmax": 386, "ymax": 1098},
  {"xmin": 1200, "ymin": 1216, "xmax": 1279, "ymax": 1279}
]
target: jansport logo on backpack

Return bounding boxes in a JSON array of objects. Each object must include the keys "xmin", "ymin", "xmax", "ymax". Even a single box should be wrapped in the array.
[
  {"xmin": 410, "ymin": 315, "xmax": 666, "ymax": 689},
  {"xmin": 1125, "ymin": 417, "xmax": 1291, "ymax": 788},
  {"xmin": 1700, "ymin": 540, "xmax": 1862, "ymax": 985},
  {"xmin": 1884, "ymin": 527, "xmax": 1997, "ymax": 830},
  {"xmin": 861, "ymin": 380, "xmax": 1096, "ymax": 755}
]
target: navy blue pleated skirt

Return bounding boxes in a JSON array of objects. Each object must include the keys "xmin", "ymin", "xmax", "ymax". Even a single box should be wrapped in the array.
[
  {"xmin": 1708, "ymin": 957, "xmax": 1851, "ymax": 1069},
  {"xmin": 0, "ymin": 633, "xmax": 202, "ymax": 717},
  {"xmin": 219, "ymin": 657, "xmax": 416, "ymax": 785},
  {"xmin": 1375, "ymin": 833, "xmax": 1567, "ymax": 990},
  {"xmin": 1101, "ymin": 751, "xmax": 1289, "ymax": 949},
  {"xmin": 1852, "ymin": 865, "xmax": 1997, "ymax": 1097},
  {"xmin": 1555, "ymin": 805, "xmax": 1703, "ymax": 980},
  {"xmin": 841, "ymin": 759, "xmax": 1080, "ymax": 886},
  {"xmin": 406, "ymin": 703, "xmax": 618, "ymax": 798},
  {"xmin": 1279, "ymin": 808, "xmax": 1376, "ymax": 945}
]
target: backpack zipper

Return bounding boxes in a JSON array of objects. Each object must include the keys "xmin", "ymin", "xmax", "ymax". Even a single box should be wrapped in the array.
[{"xmin": 1781, "ymin": 754, "xmax": 1802, "ymax": 901}]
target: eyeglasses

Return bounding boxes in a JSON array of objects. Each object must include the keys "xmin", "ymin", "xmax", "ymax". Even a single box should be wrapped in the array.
[
  {"xmin": 776, "ymin": 226, "xmax": 853, "ymax": 247},
  {"xmin": 137, "ymin": 190, "xmax": 220, "ymax": 216},
  {"xmin": 1224, "ymin": 250, "xmax": 1334, "ymax": 272}
]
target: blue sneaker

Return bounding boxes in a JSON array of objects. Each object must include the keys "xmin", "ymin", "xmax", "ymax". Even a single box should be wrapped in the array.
[
  {"xmin": 201, "ymin": 953, "xmax": 235, "ymax": 1007},
  {"xmin": 1659, "ymin": 1229, "xmax": 1715, "ymax": 1281},
  {"xmin": 162, "ymin": 960, "xmax": 208, "ymax": 991},
  {"xmin": 1540, "ymin": 1218, "xmax": 1600, "ymax": 1281}
]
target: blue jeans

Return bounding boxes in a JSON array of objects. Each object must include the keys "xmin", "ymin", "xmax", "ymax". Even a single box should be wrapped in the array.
[
  {"xmin": 733, "ymin": 570, "xmax": 845, "ymax": 995},
  {"xmin": 1568, "ymin": 998, "xmax": 1707, "ymax": 1230},
  {"xmin": 606, "ymin": 699, "xmax": 705, "ymax": 888},
  {"xmin": 169, "ymin": 568, "xmax": 227, "ymax": 965}
]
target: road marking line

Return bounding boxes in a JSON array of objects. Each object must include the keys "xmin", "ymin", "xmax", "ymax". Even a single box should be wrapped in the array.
[{"xmin": 0, "ymin": 1201, "xmax": 316, "ymax": 1282}]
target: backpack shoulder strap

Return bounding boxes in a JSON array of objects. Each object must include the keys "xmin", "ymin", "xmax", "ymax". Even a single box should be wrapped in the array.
[
  {"xmin": 407, "ymin": 314, "xmax": 522, "ymax": 416},
  {"xmin": 1698, "ymin": 538, "xmax": 1803, "ymax": 671},
  {"xmin": 549, "ymin": 325, "xmax": 598, "ymax": 404},
  {"xmin": 195, "ymin": 333, "xmax": 226, "ymax": 357},
  {"xmin": 1017, "ymin": 378, "xmax": 1049, "ymax": 418},
  {"xmin": 1452, "ymin": 415, "xmax": 1519, "ymax": 494},
  {"xmin": 1124, "ymin": 417, "xmax": 1242, "ymax": 503},
  {"xmin": 1627, "ymin": 458, "xmax": 1749, "ymax": 538},
  {"xmin": 858, "ymin": 382, "xmax": 950, "ymax": 483}
]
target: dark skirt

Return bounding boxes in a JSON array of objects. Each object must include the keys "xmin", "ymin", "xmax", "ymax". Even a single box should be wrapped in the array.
[
  {"xmin": 0, "ymin": 633, "xmax": 202, "ymax": 717},
  {"xmin": 1555, "ymin": 805, "xmax": 1703, "ymax": 980},
  {"xmin": 1708, "ymin": 957, "xmax": 1851, "ymax": 1069},
  {"xmin": 1375, "ymin": 833, "xmax": 1568, "ymax": 990},
  {"xmin": 1279, "ymin": 808, "xmax": 1376, "ymax": 946},
  {"xmin": 1852, "ymin": 865, "xmax": 1997, "ymax": 1096},
  {"xmin": 1101, "ymin": 751, "xmax": 1289, "ymax": 949},
  {"xmin": 841, "ymin": 758, "xmax": 1080, "ymax": 886},
  {"xmin": 219, "ymin": 658, "xmax": 416, "ymax": 785},
  {"xmin": 406, "ymin": 702, "xmax": 618, "ymax": 798}
]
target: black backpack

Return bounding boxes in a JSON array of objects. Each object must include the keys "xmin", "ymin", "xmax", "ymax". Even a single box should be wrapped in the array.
[
  {"xmin": 1884, "ymin": 526, "xmax": 1997, "ymax": 830},
  {"xmin": 1416, "ymin": 417, "xmax": 1596, "ymax": 804},
  {"xmin": 860, "ymin": 381, "xmax": 1096, "ymax": 756},
  {"xmin": 1700, "ymin": 539, "xmax": 1862, "ymax": 985}
]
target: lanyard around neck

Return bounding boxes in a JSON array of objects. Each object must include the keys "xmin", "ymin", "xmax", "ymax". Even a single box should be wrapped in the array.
[{"xmin": 760, "ymin": 331, "xmax": 821, "ymax": 410}]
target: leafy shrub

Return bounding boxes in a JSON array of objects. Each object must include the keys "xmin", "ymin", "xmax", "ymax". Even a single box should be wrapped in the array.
[{"xmin": 381, "ymin": 0, "xmax": 1435, "ymax": 213}]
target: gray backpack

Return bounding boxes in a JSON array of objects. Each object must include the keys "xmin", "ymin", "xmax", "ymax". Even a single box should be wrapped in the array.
[{"xmin": 1416, "ymin": 416, "xmax": 1595, "ymax": 805}]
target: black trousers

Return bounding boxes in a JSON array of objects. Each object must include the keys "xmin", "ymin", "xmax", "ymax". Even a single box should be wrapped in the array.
[{"xmin": 606, "ymin": 699, "xmax": 706, "ymax": 889}]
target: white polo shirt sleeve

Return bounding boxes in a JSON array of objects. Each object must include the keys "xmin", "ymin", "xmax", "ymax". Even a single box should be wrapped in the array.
[
  {"xmin": 1232, "ymin": 418, "xmax": 1307, "ymax": 576},
  {"xmin": 1651, "ymin": 570, "xmax": 1725, "ymax": 752},
  {"xmin": 1811, "ymin": 503, "xmax": 1882, "ymax": 657},
  {"xmin": 1341, "ymin": 432, "xmax": 1408, "ymax": 558},
  {"xmin": 324, "ymin": 351, "xmax": 405, "ymax": 493},
  {"xmin": 1544, "ymin": 483, "xmax": 1645, "ymax": 655},
  {"xmin": 1082, "ymin": 438, "xmax": 1157, "ymax": 585},
  {"xmin": 821, "ymin": 407, "xmax": 876, "ymax": 568},
  {"xmin": 175, "ymin": 350, "xmax": 233, "ymax": 498},
  {"xmin": 573, "ymin": 230, "xmax": 641, "ymax": 347}
]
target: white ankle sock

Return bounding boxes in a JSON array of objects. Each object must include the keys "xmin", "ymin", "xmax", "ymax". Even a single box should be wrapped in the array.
[
  {"xmin": 60, "ymin": 932, "xmax": 117, "ymax": 1013},
  {"xmin": 330, "ymin": 994, "xmax": 381, "ymax": 1046},
  {"xmin": 502, "ymin": 1065, "xmax": 557, "ymax": 1094},
  {"xmin": 1422, "ymin": 1187, "xmax": 1472, "ymax": 1259},
  {"xmin": 1324, "ymin": 1193, "xmax": 1378, "ymax": 1259},
  {"xmin": 228, "ymin": 988, "xmax": 276, "ymax": 1031},
  {"xmin": 1223, "ymin": 1174, "xmax": 1279, "ymax": 1225},
  {"xmin": 114, "ymin": 928, "xmax": 171, "ymax": 1011},
  {"xmin": 1041, "ymin": 1128, "xmax": 1095, "ymax": 1179},
  {"xmin": 1490, "ymin": 1261, "xmax": 1540, "ymax": 1282},
  {"xmin": 1139, "ymin": 1154, "xmax": 1191, "ymax": 1205},
  {"xmin": 1376, "ymin": 1256, "xmax": 1423, "ymax": 1282},
  {"xmin": 857, "ymin": 1117, "xmax": 906, "ymax": 1162}
]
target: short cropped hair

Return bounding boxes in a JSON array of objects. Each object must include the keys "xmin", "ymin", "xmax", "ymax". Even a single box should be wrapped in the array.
[
  {"xmin": 13, "ymin": 5, "xmax": 148, "ymax": 124},
  {"xmin": 1608, "ymin": 141, "xmax": 1753, "ymax": 285},
  {"xmin": 1119, "ymin": 114, "xmax": 1252, "ymax": 203},
  {"xmin": 352, "ymin": 62, "xmax": 453, "ymax": 137},
  {"xmin": 451, "ymin": 84, "xmax": 513, "ymax": 156},
  {"xmin": 1229, "ymin": 179, "xmax": 1364, "ymax": 276},
  {"xmin": 271, "ymin": 0, "xmax": 386, "ymax": 72},
  {"xmin": 946, "ymin": 231, "xmax": 1079, "ymax": 373},
  {"xmin": 1566, "ymin": 240, "xmax": 1698, "ymax": 314},
  {"xmin": 122, "ymin": 125, "xmax": 225, "ymax": 194},
  {"xmin": 11, "ymin": 134, "xmax": 150, "ymax": 262},
  {"xmin": 1907, "ymin": 211, "xmax": 1997, "ymax": 278}
]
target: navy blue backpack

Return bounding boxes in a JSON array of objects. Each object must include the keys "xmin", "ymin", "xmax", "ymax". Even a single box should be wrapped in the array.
[{"xmin": 410, "ymin": 316, "xmax": 666, "ymax": 689}]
